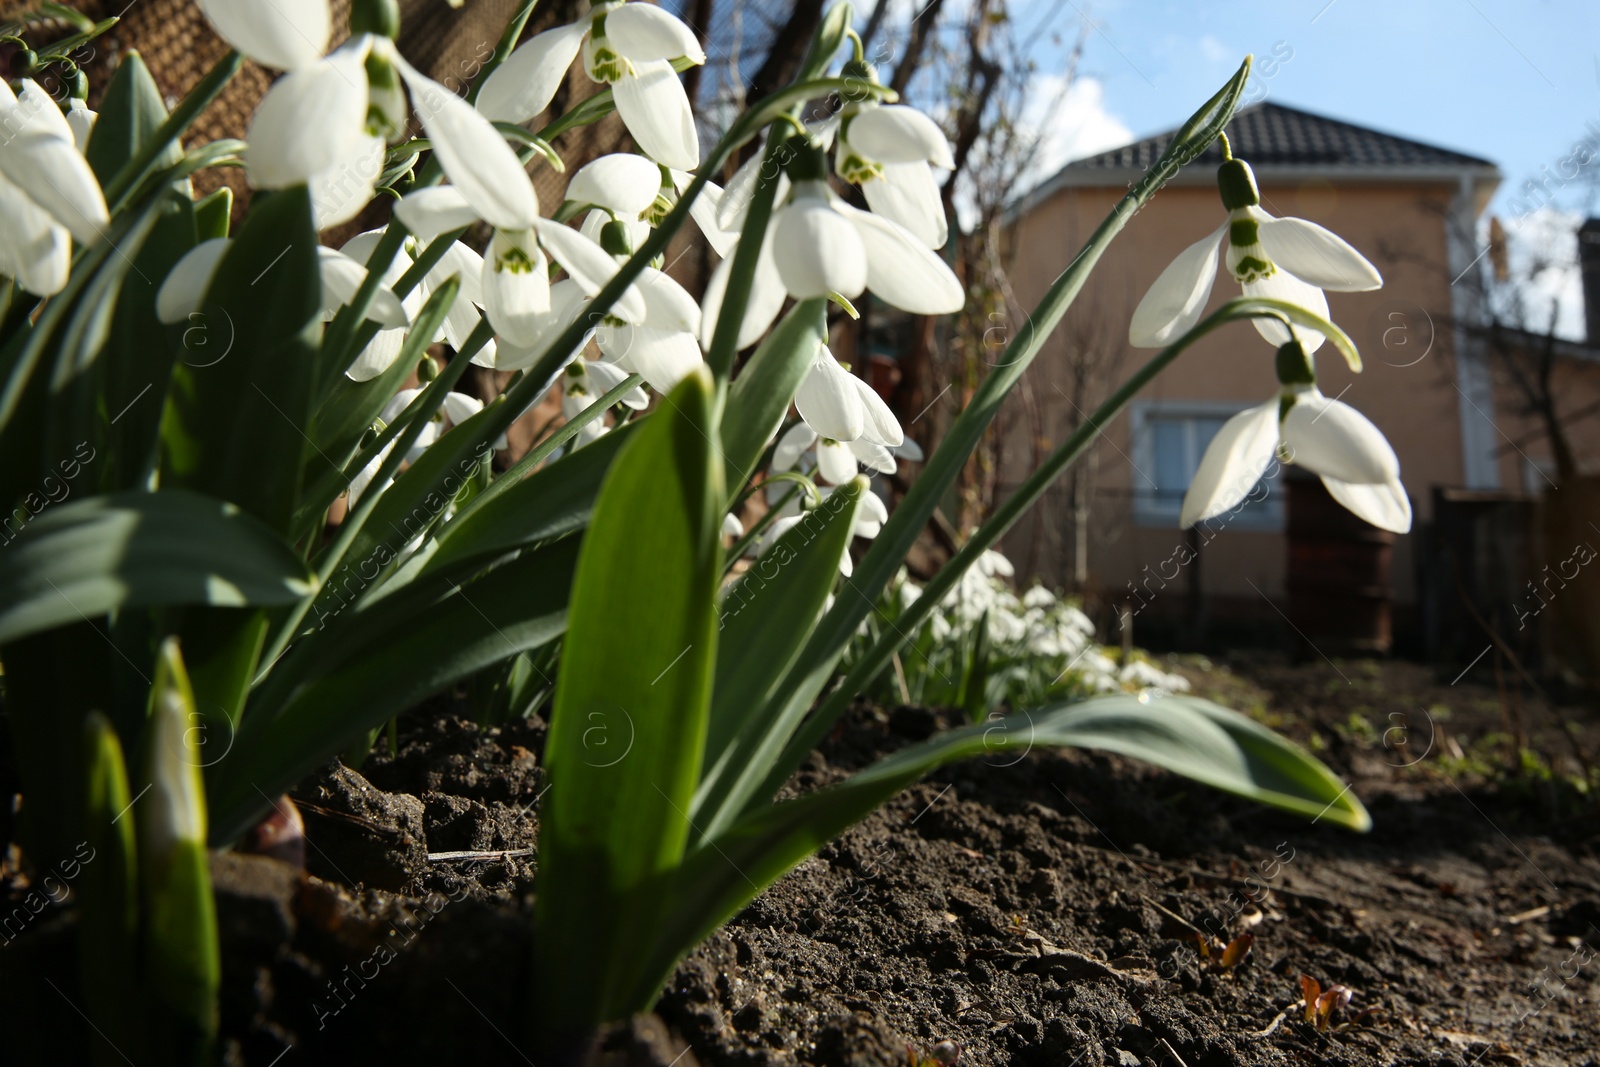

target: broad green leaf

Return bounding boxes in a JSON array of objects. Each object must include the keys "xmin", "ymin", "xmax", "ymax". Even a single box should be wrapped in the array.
[
  {"xmin": 535, "ymin": 368, "xmax": 723, "ymax": 1030},
  {"xmin": 160, "ymin": 185, "xmax": 321, "ymax": 537},
  {"xmin": 85, "ymin": 51, "xmax": 182, "ymax": 186},
  {"xmin": 79, "ymin": 712, "xmax": 143, "ymax": 1066},
  {"xmin": 721, "ymin": 298, "xmax": 827, "ymax": 489},
  {"xmin": 625, "ymin": 693, "xmax": 1367, "ymax": 1009},
  {"xmin": 140, "ymin": 640, "xmax": 219, "ymax": 1066},
  {"xmin": 102, "ymin": 191, "xmax": 198, "ymax": 492},
  {"xmin": 0, "ymin": 489, "xmax": 315, "ymax": 647},
  {"xmin": 210, "ymin": 537, "xmax": 580, "ymax": 844},
  {"xmin": 693, "ymin": 477, "xmax": 863, "ymax": 830}
]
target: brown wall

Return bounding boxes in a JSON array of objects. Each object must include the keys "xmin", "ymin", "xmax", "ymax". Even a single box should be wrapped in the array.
[{"xmin": 998, "ymin": 176, "xmax": 1481, "ymax": 613}]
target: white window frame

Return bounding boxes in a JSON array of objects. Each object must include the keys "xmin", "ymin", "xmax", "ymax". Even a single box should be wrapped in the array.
[{"xmin": 1128, "ymin": 400, "xmax": 1286, "ymax": 531}]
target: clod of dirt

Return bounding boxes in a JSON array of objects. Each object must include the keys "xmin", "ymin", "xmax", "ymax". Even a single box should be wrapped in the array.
[{"xmin": 292, "ymin": 761, "xmax": 427, "ymax": 891}]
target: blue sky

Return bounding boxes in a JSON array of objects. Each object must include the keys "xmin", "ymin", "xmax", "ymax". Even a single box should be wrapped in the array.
[{"xmin": 1040, "ymin": 0, "xmax": 1600, "ymax": 219}]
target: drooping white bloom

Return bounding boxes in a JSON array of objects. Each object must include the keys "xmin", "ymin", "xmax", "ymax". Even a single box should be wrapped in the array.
[
  {"xmin": 836, "ymin": 103, "xmax": 954, "ymax": 249},
  {"xmin": 1129, "ymin": 156, "xmax": 1381, "ymax": 353},
  {"xmin": 1180, "ymin": 385, "xmax": 1411, "ymax": 534},
  {"xmin": 245, "ymin": 35, "xmax": 538, "ymax": 233},
  {"xmin": 793, "ymin": 347, "xmax": 903, "ymax": 447},
  {"xmin": 771, "ymin": 420, "xmax": 896, "ymax": 486},
  {"xmin": 700, "ymin": 152, "xmax": 965, "ymax": 349},
  {"xmin": 476, "ymin": 0, "xmax": 706, "ymax": 170},
  {"xmin": 197, "ymin": 0, "xmax": 332, "ymax": 71},
  {"xmin": 0, "ymin": 80, "xmax": 109, "ymax": 257},
  {"xmin": 351, "ymin": 386, "xmax": 499, "ymax": 506},
  {"xmin": 65, "ymin": 99, "xmax": 96, "ymax": 151},
  {"xmin": 594, "ymin": 264, "xmax": 703, "ymax": 393}
]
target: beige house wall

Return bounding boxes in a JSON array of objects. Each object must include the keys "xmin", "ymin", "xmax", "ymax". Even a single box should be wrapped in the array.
[{"xmin": 998, "ymin": 176, "xmax": 1482, "ymax": 611}]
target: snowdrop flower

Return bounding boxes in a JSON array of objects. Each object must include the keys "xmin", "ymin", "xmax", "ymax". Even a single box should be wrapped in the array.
[
  {"xmin": 567, "ymin": 153, "xmax": 736, "ymax": 258},
  {"xmin": 394, "ymin": 186, "xmax": 649, "ymax": 353},
  {"xmin": 65, "ymin": 98, "xmax": 96, "ymax": 151},
  {"xmin": 701, "ymin": 140, "xmax": 964, "ymax": 350},
  {"xmin": 196, "ymin": 0, "xmax": 332, "ymax": 72},
  {"xmin": 476, "ymin": 0, "xmax": 706, "ymax": 170},
  {"xmin": 772, "ymin": 421, "xmax": 895, "ymax": 486},
  {"xmin": 587, "ymin": 221, "xmax": 705, "ymax": 393},
  {"xmin": 836, "ymin": 103, "xmax": 954, "ymax": 249},
  {"xmin": 1129, "ymin": 153, "xmax": 1381, "ymax": 353},
  {"xmin": 0, "ymin": 79, "xmax": 109, "ymax": 294},
  {"xmin": 242, "ymin": 31, "xmax": 537, "ymax": 233},
  {"xmin": 1181, "ymin": 340, "xmax": 1411, "ymax": 534},
  {"xmin": 795, "ymin": 347, "xmax": 903, "ymax": 447}
]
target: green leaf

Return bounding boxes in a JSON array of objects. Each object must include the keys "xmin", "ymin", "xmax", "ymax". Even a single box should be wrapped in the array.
[
  {"xmin": 693, "ymin": 477, "xmax": 863, "ymax": 831},
  {"xmin": 625, "ymin": 693, "xmax": 1366, "ymax": 1008},
  {"xmin": 160, "ymin": 185, "xmax": 321, "ymax": 537},
  {"xmin": 85, "ymin": 51, "xmax": 181, "ymax": 186},
  {"xmin": 79, "ymin": 712, "xmax": 143, "ymax": 1066},
  {"xmin": 800, "ymin": 1, "xmax": 855, "ymax": 79},
  {"xmin": 193, "ymin": 188, "xmax": 232, "ymax": 240},
  {"xmin": 0, "ymin": 489, "xmax": 315, "ymax": 647},
  {"xmin": 959, "ymin": 609, "xmax": 991, "ymax": 724},
  {"xmin": 721, "ymin": 298, "xmax": 827, "ymax": 489},
  {"xmin": 211, "ymin": 537, "xmax": 580, "ymax": 844},
  {"xmin": 534, "ymin": 368, "xmax": 723, "ymax": 1031}
]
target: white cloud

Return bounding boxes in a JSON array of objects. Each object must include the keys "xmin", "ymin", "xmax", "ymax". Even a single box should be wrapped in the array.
[
  {"xmin": 1018, "ymin": 74, "xmax": 1134, "ymax": 188},
  {"xmin": 1198, "ymin": 34, "xmax": 1231, "ymax": 64}
]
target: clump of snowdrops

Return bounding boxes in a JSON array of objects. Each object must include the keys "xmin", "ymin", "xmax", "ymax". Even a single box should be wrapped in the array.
[{"xmin": 0, "ymin": 0, "xmax": 1393, "ymax": 1059}]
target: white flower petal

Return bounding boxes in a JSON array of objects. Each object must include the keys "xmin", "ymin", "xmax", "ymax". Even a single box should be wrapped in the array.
[
  {"xmin": 246, "ymin": 49, "xmax": 369, "ymax": 189},
  {"xmin": 671, "ymin": 169, "xmax": 739, "ymax": 257},
  {"xmin": 317, "ymin": 246, "xmax": 408, "ymax": 326},
  {"xmin": 722, "ymin": 512, "xmax": 744, "ymax": 538},
  {"xmin": 534, "ymin": 218, "xmax": 648, "ymax": 321},
  {"xmin": 1241, "ymin": 270, "xmax": 1329, "ymax": 353},
  {"xmin": 605, "ymin": 3, "xmax": 706, "ymax": 63},
  {"xmin": 615, "ymin": 324, "xmax": 704, "ymax": 393},
  {"xmin": 1178, "ymin": 400, "xmax": 1279, "ymax": 529},
  {"xmin": 345, "ymin": 327, "xmax": 407, "ymax": 382},
  {"xmin": 843, "ymin": 202, "xmax": 964, "ymax": 314},
  {"xmin": 0, "ymin": 182, "xmax": 68, "ymax": 296},
  {"xmin": 393, "ymin": 55, "xmax": 539, "ymax": 231},
  {"xmin": 309, "ymin": 132, "xmax": 384, "ymax": 229},
  {"xmin": 0, "ymin": 132, "xmax": 108, "ymax": 245},
  {"xmin": 65, "ymin": 102, "xmax": 96, "ymax": 152},
  {"xmin": 431, "ymin": 239, "xmax": 488, "ymax": 307},
  {"xmin": 612, "ymin": 59, "xmax": 699, "ymax": 170},
  {"xmin": 1129, "ymin": 223, "xmax": 1225, "ymax": 347},
  {"xmin": 795, "ymin": 352, "xmax": 866, "ymax": 441},
  {"xmin": 490, "ymin": 279, "xmax": 591, "ymax": 373},
  {"xmin": 893, "ymin": 436, "xmax": 924, "ymax": 462},
  {"xmin": 699, "ymin": 231, "xmax": 786, "ymax": 349},
  {"xmin": 851, "ymin": 374, "xmax": 903, "ymax": 446},
  {"xmin": 568, "ymin": 153, "xmax": 663, "ymax": 216},
  {"xmin": 637, "ymin": 266, "xmax": 701, "ymax": 335},
  {"xmin": 475, "ymin": 20, "xmax": 589, "ymax": 123},
  {"xmin": 1281, "ymin": 394, "xmax": 1400, "ymax": 485},
  {"xmin": 440, "ymin": 391, "xmax": 484, "ymax": 425},
  {"xmin": 197, "ymin": 0, "xmax": 330, "ymax": 71},
  {"xmin": 816, "ymin": 439, "xmax": 858, "ymax": 485},
  {"xmin": 156, "ymin": 238, "xmax": 231, "ymax": 325},
  {"xmin": 847, "ymin": 105, "xmax": 953, "ymax": 168},
  {"xmin": 772, "ymin": 197, "xmax": 867, "ymax": 300},
  {"xmin": 10, "ymin": 80, "xmax": 75, "ymax": 141},
  {"xmin": 481, "ymin": 231, "xmax": 553, "ymax": 346},
  {"xmin": 773, "ymin": 422, "xmax": 818, "ymax": 472},
  {"xmin": 861, "ymin": 162, "xmax": 946, "ymax": 249},
  {"xmin": 1257, "ymin": 215, "xmax": 1383, "ymax": 292},
  {"xmin": 847, "ymin": 437, "xmax": 896, "ymax": 475},
  {"xmin": 586, "ymin": 357, "xmax": 650, "ymax": 408},
  {"xmin": 1321, "ymin": 477, "xmax": 1413, "ymax": 533},
  {"xmin": 394, "ymin": 186, "xmax": 481, "ymax": 243}
]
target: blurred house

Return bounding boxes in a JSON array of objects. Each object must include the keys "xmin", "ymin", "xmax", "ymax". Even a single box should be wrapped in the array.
[{"xmin": 999, "ymin": 102, "xmax": 1600, "ymax": 654}]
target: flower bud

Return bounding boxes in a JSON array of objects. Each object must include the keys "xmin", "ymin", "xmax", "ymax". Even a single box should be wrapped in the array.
[
  {"xmin": 418, "ymin": 355, "xmax": 439, "ymax": 383},
  {"xmin": 1274, "ymin": 339, "xmax": 1316, "ymax": 387},
  {"xmin": 599, "ymin": 220, "xmax": 633, "ymax": 257},
  {"xmin": 1216, "ymin": 158, "xmax": 1260, "ymax": 211}
]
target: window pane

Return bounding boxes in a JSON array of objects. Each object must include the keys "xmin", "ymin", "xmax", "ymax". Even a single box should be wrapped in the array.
[{"xmin": 1152, "ymin": 419, "xmax": 1188, "ymax": 493}]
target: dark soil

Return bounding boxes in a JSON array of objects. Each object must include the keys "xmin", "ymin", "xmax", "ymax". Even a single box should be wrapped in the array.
[{"xmin": 3, "ymin": 657, "xmax": 1598, "ymax": 1066}]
